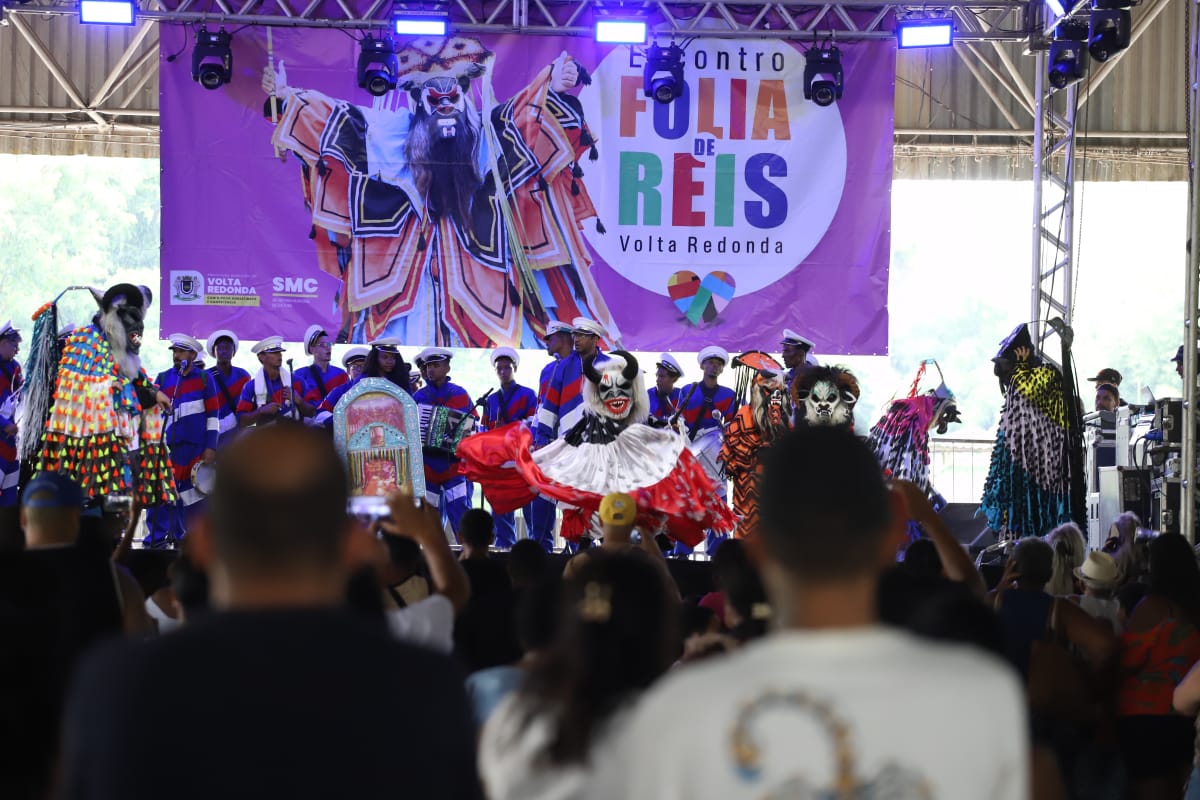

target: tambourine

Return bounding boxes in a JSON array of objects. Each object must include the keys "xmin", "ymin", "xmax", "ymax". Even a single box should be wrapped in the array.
[{"xmin": 191, "ymin": 461, "xmax": 217, "ymax": 497}]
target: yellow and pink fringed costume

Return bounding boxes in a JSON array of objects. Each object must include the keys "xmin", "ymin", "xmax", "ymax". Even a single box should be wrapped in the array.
[{"xmin": 33, "ymin": 319, "xmax": 174, "ymax": 506}]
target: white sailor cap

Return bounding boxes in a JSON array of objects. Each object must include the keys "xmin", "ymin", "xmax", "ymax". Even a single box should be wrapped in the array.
[
  {"xmin": 416, "ymin": 346, "xmax": 452, "ymax": 366},
  {"xmin": 697, "ymin": 345, "xmax": 730, "ymax": 366},
  {"xmin": 491, "ymin": 346, "xmax": 519, "ymax": 368},
  {"xmin": 0, "ymin": 320, "xmax": 19, "ymax": 341},
  {"xmin": 543, "ymin": 319, "xmax": 573, "ymax": 338},
  {"xmin": 571, "ymin": 317, "xmax": 608, "ymax": 338},
  {"xmin": 780, "ymin": 329, "xmax": 815, "ymax": 349},
  {"xmin": 206, "ymin": 329, "xmax": 239, "ymax": 357},
  {"xmin": 341, "ymin": 346, "xmax": 369, "ymax": 369},
  {"xmin": 303, "ymin": 324, "xmax": 329, "ymax": 356},
  {"xmin": 368, "ymin": 337, "xmax": 403, "ymax": 354},
  {"xmin": 251, "ymin": 336, "xmax": 285, "ymax": 355},
  {"xmin": 167, "ymin": 333, "xmax": 205, "ymax": 355},
  {"xmin": 656, "ymin": 353, "xmax": 683, "ymax": 376}
]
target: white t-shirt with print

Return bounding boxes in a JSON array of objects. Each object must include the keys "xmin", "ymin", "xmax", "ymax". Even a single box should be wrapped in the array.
[
  {"xmin": 480, "ymin": 693, "xmax": 634, "ymax": 800},
  {"xmin": 596, "ymin": 627, "xmax": 1028, "ymax": 800}
]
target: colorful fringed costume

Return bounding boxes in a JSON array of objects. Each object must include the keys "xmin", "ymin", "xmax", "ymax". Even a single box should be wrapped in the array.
[
  {"xmin": 869, "ymin": 361, "xmax": 961, "ymax": 496},
  {"xmin": 980, "ymin": 324, "xmax": 1081, "ymax": 540},
  {"xmin": 25, "ymin": 286, "xmax": 175, "ymax": 507},
  {"xmin": 458, "ymin": 351, "xmax": 734, "ymax": 545},
  {"xmin": 719, "ymin": 352, "xmax": 793, "ymax": 539}
]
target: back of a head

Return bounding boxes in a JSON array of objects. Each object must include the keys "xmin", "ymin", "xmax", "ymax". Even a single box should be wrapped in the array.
[
  {"xmin": 1012, "ymin": 537, "xmax": 1054, "ymax": 590},
  {"xmin": 516, "ymin": 577, "xmax": 561, "ymax": 653},
  {"xmin": 21, "ymin": 472, "xmax": 85, "ymax": 548},
  {"xmin": 759, "ymin": 427, "xmax": 893, "ymax": 579},
  {"xmin": 900, "ymin": 538, "xmax": 943, "ymax": 578},
  {"xmin": 459, "ymin": 509, "xmax": 495, "ymax": 551},
  {"xmin": 1149, "ymin": 533, "xmax": 1200, "ymax": 619},
  {"xmin": 524, "ymin": 550, "xmax": 677, "ymax": 765},
  {"xmin": 879, "ymin": 568, "xmax": 1006, "ymax": 659},
  {"xmin": 1044, "ymin": 523, "xmax": 1085, "ymax": 596},
  {"xmin": 508, "ymin": 539, "xmax": 548, "ymax": 588},
  {"xmin": 711, "ymin": 540, "xmax": 769, "ymax": 640},
  {"xmin": 382, "ymin": 532, "xmax": 422, "ymax": 570},
  {"xmin": 207, "ymin": 423, "xmax": 348, "ymax": 577}
]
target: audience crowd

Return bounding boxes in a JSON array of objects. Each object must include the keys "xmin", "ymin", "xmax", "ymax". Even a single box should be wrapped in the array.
[{"xmin": 5, "ymin": 422, "xmax": 1200, "ymax": 799}]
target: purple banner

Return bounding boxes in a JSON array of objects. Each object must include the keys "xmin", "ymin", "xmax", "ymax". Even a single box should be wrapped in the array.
[{"xmin": 161, "ymin": 32, "xmax": 895, "ymax": 354}]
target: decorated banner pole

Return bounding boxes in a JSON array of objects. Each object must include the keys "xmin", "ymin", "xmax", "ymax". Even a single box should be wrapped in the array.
[{"xmin": 267, "ymin": 27, "xmax": 281, "ymax": 159}]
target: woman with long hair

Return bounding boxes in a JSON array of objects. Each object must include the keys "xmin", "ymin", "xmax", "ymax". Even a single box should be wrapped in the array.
[
  {"xmin": 1117, "ymin": 533, "xmax": 1200, "ymax": 800},
  {"xmin": 478, "ymin": 551, "xmax": 678, "ymax": 800},
  {"xmin": 1044, "ymin": 522, "xmax": 1087, "ymax": 597}
]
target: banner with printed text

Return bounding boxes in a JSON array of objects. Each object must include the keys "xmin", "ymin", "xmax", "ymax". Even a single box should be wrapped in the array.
[{"xmin": 160, "ymin": 32, "xmax": 895, "ymax": 354}]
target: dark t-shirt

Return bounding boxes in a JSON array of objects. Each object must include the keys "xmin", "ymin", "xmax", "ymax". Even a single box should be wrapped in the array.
[
  {"xmin": 0, "ymin": 546, "xmax": 123, "ymax": 799},
  {"xmin": 61, "ymin": 607, "xmax": 483, "ymax": 800},
  {"xmin": 455, "ymin": 558, "xmax": 521, "ymax": 673}
]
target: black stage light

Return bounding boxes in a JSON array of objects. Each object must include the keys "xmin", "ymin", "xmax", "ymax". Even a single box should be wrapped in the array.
[
  {"xmin": 803, "ymin": 45, "xmax": 843, "ymax": 107},
  {"xmin": 642, "ymin": 42, "xmax": 685, "ymax": 104},
  {"xmin": 357, "ymin": 36, "xmax": 399, "ymax": 97},
  {"xmin": 1088, "ymin": 8, "xmax": 1131, "ymax": 62},
  {"xmin": 192, "ymin": 28, "xmax": 232, "ymax": 90},
  {"xmin": 1048, "ymin": 20, "xmax": 1088, "ymax": 90}
]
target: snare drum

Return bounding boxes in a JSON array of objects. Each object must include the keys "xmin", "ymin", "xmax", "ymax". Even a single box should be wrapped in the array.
[
  {"xmin": 688, "ymin": 426, "xmax": 725, "ymax": 491},
  {"xmin": 190, "ymin": 460, "xmax": 216, "ymax": 496},
  {"xmin": 419, "ymin": 405, "xmax": 476, "ymax": 455}
]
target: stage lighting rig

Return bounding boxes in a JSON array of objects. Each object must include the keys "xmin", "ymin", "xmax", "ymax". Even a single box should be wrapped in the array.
[
  {"xmin": 358, "ymin": 36, "xmax": 399, "ymax": 97},
  {"xmin": 79, "ymin": 0, "xmax": 135, "ymax": 25},
  {"xmin": 803, "ymin": 45, "xmax": 843, "ymax": 107},
  {"xmin": 1087, "ymin": 7, "xmax": 1131, "ymax": 61},
  {"xmin": 643, "ymin": 41, "xmax": 685, "ymax": 104},
  {"xmin": 1047, "ymin": 20, "xmax": 1088, "ymax": 91},
  {"xmin": 191, "ymin": 28, "xmax": 232, "ymax": 90},
  {"xmin": 596, "ymin": 20, "xmax": 646, "ymax": 44},
  {"xmin": 896, "ymin": 19, "xmax": 954, "ymax": 48}
]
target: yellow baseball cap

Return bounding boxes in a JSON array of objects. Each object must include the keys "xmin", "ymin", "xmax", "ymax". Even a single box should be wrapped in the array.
[{"xmin": 599, "ymin": 492, "xmax": 636, "ymax": 526}]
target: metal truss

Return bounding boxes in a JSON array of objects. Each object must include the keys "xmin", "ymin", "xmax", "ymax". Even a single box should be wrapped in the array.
[
  {"xmin": 4, "ymin": 0, "xmax": 1031, "ymax": 39},
  {"xmin": 1029, "ymin": 58, "xmax": 1077, "ymax": 355},
  {"xmin": 1184, "ymin": 0, "xmax": 1199, "ymax": 542}
]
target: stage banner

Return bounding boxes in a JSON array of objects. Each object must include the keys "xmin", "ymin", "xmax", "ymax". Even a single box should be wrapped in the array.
[{"xmin": 161, "ymin": 32, "xmax": 895, "ymax": 354}]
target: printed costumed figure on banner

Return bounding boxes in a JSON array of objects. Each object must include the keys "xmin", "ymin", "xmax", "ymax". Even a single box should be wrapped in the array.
[
  {"xmin": 980, "ymin": 323, "xmax": 1086, "ymax": 540},
  {"xmin": 458, "ymin": 350, "xmax": 735, "ymax": 546},
  {"xmin": 19, "ymin": 283, "xmax": 176, "ymax": 511},
  {"xmin": 868, "ymin": 359, "xmax": 961, "ymax": 542},
  {"xmin": 719, "ymin": 351, "xmax": 793, "ymax": 539},
  {"xmin": 262, "ymin": 36, "xmax": 619, "ymax": 348}
]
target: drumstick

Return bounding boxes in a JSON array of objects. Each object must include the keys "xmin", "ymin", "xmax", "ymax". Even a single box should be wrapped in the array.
[{"xmin": 267, "ymin": 27, "xmax": 281, "ymax": 159}]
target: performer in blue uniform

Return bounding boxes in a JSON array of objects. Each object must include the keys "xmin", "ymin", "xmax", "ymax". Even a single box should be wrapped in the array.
[
  {"xmin": 342, "ymin": 346, "xmax": 369, "ymax": 381},
  {"xmin": 236, "ymin": 337, "xmax": 298, "ymax": 427},
  {"xmin": 314, "ymin": 339, "xmax": 410, "ymax": 428},
  {"xmin": 206, "ymin": 330, "xmax": 252, "ymax": 446},
  {"xmin": 674, "ymin": 345, "xmax": 737, "ymax": 557},
  {"xmin": 413, "ymin": 347, "xmax": 476, "ymax": 538},
  {"xmin": 647, "ymin": 352, "xmax": 684, "ymax": 428},
  {"xmin": 534, "ymin": 317, "xmax": 607, "ymax": 446},
  {"xmin": 780, "ymin": 328, "xmax": 816, "ymax": 390},
  {"xmin": 0, "ymin": 321, "xmax": 22, "ymax": 507},
  {"xmin": 146, "ymin": 334, "xmax": 220, "ymax": 545},
  {"xmin": 481, "ymin": 346, "xmax": 539, "ymax": 548},
  {"xmin": 293, "ymin": 324, "xmax": 348, "ymax": 419}
]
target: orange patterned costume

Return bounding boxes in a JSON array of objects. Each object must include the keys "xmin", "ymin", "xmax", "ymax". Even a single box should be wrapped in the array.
[{"xmin": 719, "ymin": 352, "xmax": 792, "ymax": 538}]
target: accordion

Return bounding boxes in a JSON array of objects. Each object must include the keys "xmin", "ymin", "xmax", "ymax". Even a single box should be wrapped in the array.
[{"xmin": 418, "ymin": 404, "xmax": 476, "ymax": 456}]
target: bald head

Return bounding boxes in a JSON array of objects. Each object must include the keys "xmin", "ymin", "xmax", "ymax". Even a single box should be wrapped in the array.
[{"xmin": 206, "ymin": 423, "xmax": 349, "ymax": 578}]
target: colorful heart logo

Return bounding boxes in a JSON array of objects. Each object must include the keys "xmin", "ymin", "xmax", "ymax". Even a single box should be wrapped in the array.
[{"xmin": 668, "ymin": 271, "xmax": 737, "ymax": 325}]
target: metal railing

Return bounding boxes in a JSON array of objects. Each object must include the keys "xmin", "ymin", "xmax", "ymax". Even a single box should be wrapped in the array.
[{"xmin": 929, "ymin": 437, "xmax": 995, "ymax": 505}]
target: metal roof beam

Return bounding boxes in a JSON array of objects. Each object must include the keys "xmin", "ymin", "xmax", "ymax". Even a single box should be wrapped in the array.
[
  {"xmin": 7, "ymin": 14, "xmax": 109, "ymax": 128},
  {"xmin": 1077, "ymin": 0, "xmax": 1171, "ymax": 110}
]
